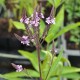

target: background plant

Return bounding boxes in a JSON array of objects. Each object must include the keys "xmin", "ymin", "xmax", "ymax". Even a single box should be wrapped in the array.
[{"xmin": 64, "ymin": 0, "xmax": 80, "ymax": 47}]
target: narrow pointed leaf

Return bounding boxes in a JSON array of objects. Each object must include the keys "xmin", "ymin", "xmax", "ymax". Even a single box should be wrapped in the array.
[
  {"xmin": 13, "ymin": 21, "xmax": 25, "ymax": 30},
  {"xmin": 54, "ymin": 22, "xmax": 80, "ymax": 39},
  {"xmin": 46, "ymin": 50, "xmax": 63, "ymax": 80},
  {"xmin": 18, "ymin": 50, "xmax": 38, "ymax": 71}
]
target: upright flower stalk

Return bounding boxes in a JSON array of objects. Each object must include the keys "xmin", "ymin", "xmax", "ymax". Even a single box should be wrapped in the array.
[
  {"xmin": 14, "ymin": 3, "xmax": 55, "ymax": 80},
  {"xmin": 40, "ymin": 7, "xmax": 55, "ymax": 44}
]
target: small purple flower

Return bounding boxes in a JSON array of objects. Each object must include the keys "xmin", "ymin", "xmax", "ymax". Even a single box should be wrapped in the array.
[
  {"xmin": 20, "ymin": 17, "xmax": 29, "ymax": 24},
  {"xmin": 24, "ymin": 18, "xmax": 29, "ymax": 24},
  {"xmin": 46, "ymin": 17, "xmax": 55, "ymax": 24},
  {"xmin": 11, "ymin": 63, "xmax": 23, "ymax": 72},
  {"xmin": 30, "ymin": 20, "xmax": 39, "ymax": 27},
  {"xmin": 16, "ymin": 65, "xmax": 23, "ymax": 72},
  {"xmin": 21, "ymin": 36, "xmax": 30, "ymax": 45},
  {"xmin": 30, "ymin": 12, "xmax": 44, "ymax": 27}
]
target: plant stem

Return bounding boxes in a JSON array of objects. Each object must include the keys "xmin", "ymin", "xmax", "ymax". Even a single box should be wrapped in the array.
[
  {"xmin": 34, "ymin": 27, "xmax": 42, "ymax": 80},
  {"xmin": 45, "ymin": 40, "xmax": 56, "ymax": 80},
  {"xmin": 36, "ymin": 45, "xmax": 42, "ymax": 80}
]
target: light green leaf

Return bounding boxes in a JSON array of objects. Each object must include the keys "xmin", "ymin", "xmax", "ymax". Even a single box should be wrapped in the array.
[
  {"xmin": 40, "ymin": 20, "xmax": 46, "ymax": 37},
  {"xmin": 53, "ymin": 0, "xmax": 62, "ymax": 8},
  {"xmin": 1, "ymin": 71, "xmax": 27, "ymax": 79},
  {"xmin": 41, "ymin": 50, "xmax": 52, "ymax": 79},
  {"xmin": 13, "ymin": 21, "xmax": 25, "ymax": 30},
  {"xmin": 61, "ymin": 57, "xmax": 71, "ymax": 66},
  {"xmin": 7, "ymin": 77, "xmax": 23, "ymax": 80},
  {"xmin": 24, "ymin": 69, "xmax": 39, "ymax": 77},
  {"xmin": 48, "ymin": 0, "xmax": 61, "ymax": 8},
  {"xmin": 62, "ymin": 73, "xmax": 80, "ymax": 79},
  {"xmin": 18, "ymin": 50, "xmax": 38, "ymax": 71},
  {"xmin": 46, "ymin": 50, "xmax": 63, "ymax": 80},
  {"xmin": 1, "ymin": 69, "xmax": 39, "ymax": 80},
  {"xmin": 62, "ymin": 66, "xmax": 80, "ymax": 74},
  {"xmin": 0, "ymin": 0, "xmax": 4, "ymax": 4},
  {"xmin": 49, "ymin": 77, "xmax": 58, "ymax": 80},
  {"xmin": 54, "ymin": 22, "xmax": 80, "ymax": 39}
]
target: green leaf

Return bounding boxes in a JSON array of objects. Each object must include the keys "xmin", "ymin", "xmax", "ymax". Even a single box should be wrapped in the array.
[
  {"xmin": 48, "ymin": 0, "xmax": 61, "ymax": 8},
  {"xmin": 13, "ymin": 21, "xmax": 25, "ymax": 30},
  {"xmin": 61, "ymin": 57, "xmax": 71, "ymax": 66},
  {"xmin": 41, "ymin": 50, "xmax": 52, "ymax": 79},
  {"xmin": 54, "ymin": 22, "xmax": 80, "ymax": 39},
  {"xmin": 49, "ymin": 77, "xmax": 58, "ymax": 80},
  {"xmin": 62, "ymin": 73, "xmax": 80, "ymax": 79},
  {"xmin": 1, "ymin": 69, "xmax": 39, "ymax": 80},
  {"xmin": 7, "ymin": 77, "xmax": 23, "ymax": 80},
  {"xmin": 24, "ymin": 69, "xmax": 39, "ymax": 77},
  {"xmin": 18, "ymin": 50, "xmax": 38, "ymax": 71},
  {"xmin": 0, "ymin": 74, "xmax": 3, "ymax": 78},
  {"xmin": 62, "ymin": 66, "xmax": 80, "ymax": 74},
  {"xmin": 53, "ymin": 0, "xmax": 62, "ymax": 8},
  {"xmin": 1, "ymin": 71, "xmax": 26, "ymax": 79},
  {"xmin": 46, "ymin": 50, "xmax": 63, "ymax": 80},
  {"xmin": 0, "ymin": 0, "xmax": 4, "ymax": 4},
  {"xmin": 45, "ymin": 5, "xmax": 64, "ymax": 43},
  {"xmin": 40, "ymin": 20, "xmax": 46, "ymax": 37}
]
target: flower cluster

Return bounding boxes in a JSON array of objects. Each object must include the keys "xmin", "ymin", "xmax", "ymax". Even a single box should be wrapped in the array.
[
  {"xmin": 11, "ymin": 63, "xmax": 23, "ymax": 72},
  {"xmin": 21, "ymin": 36, "xmax": 30, "ymax": 45},
  {"xmin": 20, "ymin": 12, "xmax": 44, "ymax": 27},
  {"xmin": 19, "ymin": 10, "xmax": 55, "ymax": 45},
  {"xmin": 20, "ymin": 17, "xmax": 29, "ymax": 24},
  {"xmin": 46, "ymin": 17, "xmax": 55, "ymax": 24}
]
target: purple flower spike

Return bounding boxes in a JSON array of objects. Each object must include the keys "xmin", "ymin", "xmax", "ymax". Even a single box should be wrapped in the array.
[
  {"xmin": 46, "ymin": 17, "xmax": 55, "ymax": 24},
  {"xmin": 21, "ymin": 36, "xmax": 30, "ymax": 45},
  {"xmin": 11, "ymin": 63, "xmax": 23, "ymax": 72}
]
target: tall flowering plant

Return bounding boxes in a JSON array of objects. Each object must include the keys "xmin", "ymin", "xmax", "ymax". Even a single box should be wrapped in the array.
[
  {"xmin": 14, "ymin": 3, "xmax": 55, "ymax": 80},
  {"xmin": 1, "ymin": 2, "xmax": 80, "ymax": 80}
]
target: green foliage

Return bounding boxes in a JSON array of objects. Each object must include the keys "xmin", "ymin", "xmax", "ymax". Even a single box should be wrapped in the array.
[
  {"xmin": 48, "ymin": 0, "xmax": 63, "ymax": 8},
  {"xmin": 0, "ymin": 69, "xmax": 39, "ymax": 80},
  {"xmin": 18, "ymin": 50, "xmax": 38, "ymax": 71},
  {"xmin": 0, "ymin": 0, "xmax": 4, "ymax": 5},
  {"xmin": 65, "ymin": 0, "xmax": 80, "ymax": 22},
  {"xmin": 1, "ymin": 50, "xmax": 80, "ymax": 80},
  {"xmin": 70, "ymin": 27, "xmax": 80, "ymax": 45},
  {"xmin": 12, "ymin": 21, "xmax": 25, "ymax": 30},
  {"xmin": 1, "ymin": 0, "xmax": 80, "ymax": 80},
  {"xmin": 19, "ymin": 0, "xmax": 37, "ymax": 16},
  {"xmin": 53, "ymin": 22, "xmax": 80, "ymax": 39}
]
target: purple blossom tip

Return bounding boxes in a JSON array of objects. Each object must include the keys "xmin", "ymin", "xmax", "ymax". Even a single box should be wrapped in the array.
[
  {"xmin": 46, "ymin": 17, "xmax": 55, "ymax": 24},
  {"xmin": 11, "ymin": 63, "xmax": 23, "ymax": 72},
  {"xmin": 20, "ymin": 17, "xmax": 29, "ymax": 24},
  {"xmin": 16, "ymin": 65, "xmax": 23, "ymax": 72},
  {"xmin": 21, "ymin": 36, "xmax": 30, "ymax": 45}
]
